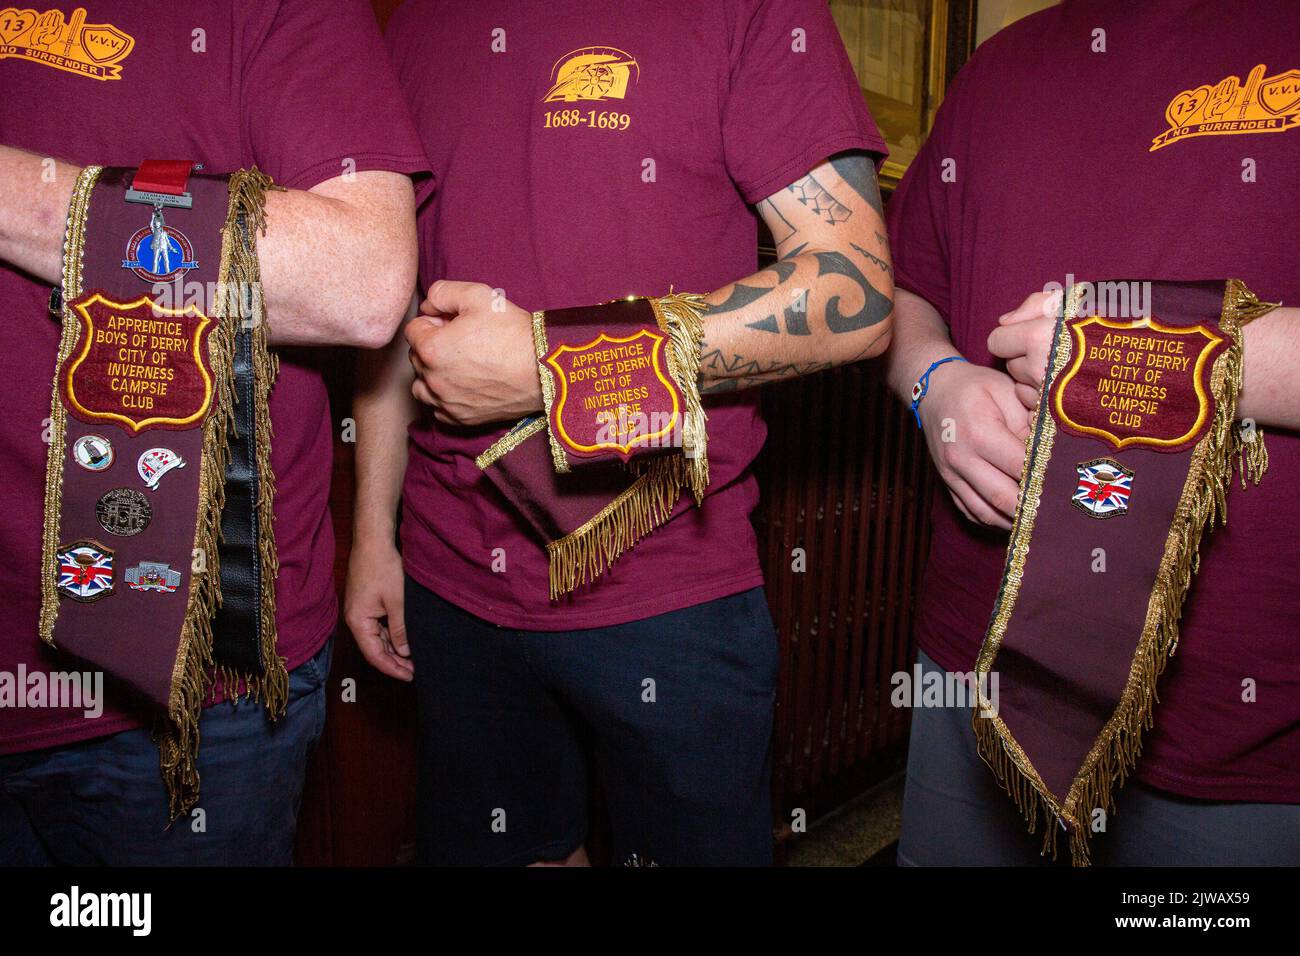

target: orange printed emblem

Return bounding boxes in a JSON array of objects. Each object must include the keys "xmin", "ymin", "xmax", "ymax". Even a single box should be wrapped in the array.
[
  {"xmin": 1152, "ymin": 64, "xmax": 1300, "ymax": 151},
  {"xmin": 0, "ymin": 7, "xmax": 134, "ymax": 79},
  {"xmin": 63, "ymin": 292, "xmax": 214, "ymax": 433},
  {"xmin": 543, "ymin": 46, "xmax": 638, "ymax": 102}
]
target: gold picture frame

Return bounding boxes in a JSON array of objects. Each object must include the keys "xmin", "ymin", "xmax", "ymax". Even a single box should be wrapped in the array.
[{"xmin": 828, "ymin": 0, "xmax": 976, "ymax": 190}]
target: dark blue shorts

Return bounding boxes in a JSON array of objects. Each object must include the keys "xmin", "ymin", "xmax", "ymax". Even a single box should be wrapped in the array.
[{"xmin": 405, "ymin": 578, "xmax": 778, "ymax": 866}]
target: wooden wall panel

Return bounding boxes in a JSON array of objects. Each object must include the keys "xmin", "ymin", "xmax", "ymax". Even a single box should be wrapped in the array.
[{"xmin": 755, "ymin": 366, "xmax": 934, "ymax": 834}]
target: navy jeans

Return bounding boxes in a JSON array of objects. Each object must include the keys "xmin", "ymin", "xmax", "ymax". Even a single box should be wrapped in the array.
[{"xmin": 0, "ymin": 639, "xmax": 331, "ymax": 866}]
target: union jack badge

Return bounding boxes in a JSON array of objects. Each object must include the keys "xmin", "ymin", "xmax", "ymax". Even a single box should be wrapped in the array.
[
  {"xmin": 1072, "ymin": 458, "xmax": 1134, "ymax": 519},
  {"xmin": 55, "ymin": 540, "xmax": 116, "ymax": 603},
  {"xmin": 137, "ymin": 447, "xmax": 186, "ymax": 490}
]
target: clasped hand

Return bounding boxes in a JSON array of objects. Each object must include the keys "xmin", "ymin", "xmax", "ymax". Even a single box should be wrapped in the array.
[{"xmin": 405, "ymin": 280, "xmax": 543, "ymax": 427}]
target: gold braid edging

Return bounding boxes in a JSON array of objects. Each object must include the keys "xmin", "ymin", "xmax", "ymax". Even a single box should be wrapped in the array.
[
  {"xmin": 39, "ymin": 165, "xmax": 103, "ymax": 643},
  {"xmin": 532, "ymin": 310, "xmax": 570, "ymax": 474},
  {"xmin": 545, "ymin": 454, "xmax": 690, "ymax": 600},
  {"xmin": 475, "ymin": 417, "xmax": 547, "ymax": 470},
  {"xmin": 650, "ymin": 292, "xmax": 710, "ymax": 502},
  {"xmin": 972, "ymin": 284, "xmax": 1084, "ymax": 860}
]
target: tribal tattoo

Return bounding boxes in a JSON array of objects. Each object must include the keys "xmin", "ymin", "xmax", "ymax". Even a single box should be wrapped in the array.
[
  {"xmin": 788, "ymin": 171, "xmax": 852, "ymax": 226},
  {"xmin": 830, "ymin": 153, "xmax": 885, "ymax": 218},
  {"xmin": 698, "ymin": 332, "xmax": 888, "ymax": 394},
  {"xmin": 758, "ymin": 197, "xmax": 796, "ymax": 245},
  {"xmin": 814, "ymin": 250, "xmax": 893, "ymax": 332},
  {"xmin": 710, "ymin": 243, "xmax": 806, "ymax": 334},
  {"xmin": 852, "ymin": 239, "xmax": 892, "ymax": 277},
  {"xmin": 697, "ymin": 352, "xmax": 835, "ymax": 393}
]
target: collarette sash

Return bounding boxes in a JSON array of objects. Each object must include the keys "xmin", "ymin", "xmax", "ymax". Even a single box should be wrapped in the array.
[{"xmin": 973, "ymin": 278, "xmax": 1276, "ymax": 864}]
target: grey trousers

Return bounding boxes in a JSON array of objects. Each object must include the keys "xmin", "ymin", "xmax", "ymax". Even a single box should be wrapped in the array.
[{"xmin": 898, "ymin": 650, "xmax": 1300, "ymax": 866}]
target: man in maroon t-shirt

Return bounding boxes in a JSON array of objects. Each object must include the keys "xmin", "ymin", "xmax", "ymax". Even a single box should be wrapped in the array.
[
  {"xmin": 886, "ymin": 0, "xmax": 1299, "ymax": 864},
  {"xmin": 347, "ymin": 0, "xmax": 892, "ymax": 865},
  {"xmin": 0, "ymin": 1, "xmax": 427, "ymax": 864}
]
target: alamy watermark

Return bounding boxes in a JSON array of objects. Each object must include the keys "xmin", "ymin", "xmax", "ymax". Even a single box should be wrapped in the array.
[
  {"xmin": 1043, "ymin": 275, "xmax": 1153, "ymax": 320},
  {"xmin": 0, "ymin": 666, "xmax": 103, "ymax": 718},
  {"xmin": 891, "ymin": 663, "xmax": 999, "ymax": 717}
]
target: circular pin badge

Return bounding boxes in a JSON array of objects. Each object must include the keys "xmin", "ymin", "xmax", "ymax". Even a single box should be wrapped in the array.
[
  {"xmin": 122, "ymin": 222, "xmax": 197, "ymax": 283},
  {"xmin": 72, "ymin": 434, "xmax": 115, "ymax": 472},
  {"xmin": 96, "ymin": 487, "xmax": 153, "ymax": 537}
]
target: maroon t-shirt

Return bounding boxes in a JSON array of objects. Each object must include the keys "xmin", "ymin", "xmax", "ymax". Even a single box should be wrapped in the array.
[
  {"xmin": 388, "ymin": 0, "xmax": 886, "ymax": 629},
  {"xmin": 888, "ymin": 0, "xmax": 1300, "ymax": 801},
  {"xmin": 0, "ymin": 0, "xmax": 428, "ymax": 754}
]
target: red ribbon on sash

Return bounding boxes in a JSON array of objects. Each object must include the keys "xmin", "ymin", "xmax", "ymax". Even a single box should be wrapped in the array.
[{"xmin": 131, "ymin": 159, "xmax": 198, "ymax": 196}]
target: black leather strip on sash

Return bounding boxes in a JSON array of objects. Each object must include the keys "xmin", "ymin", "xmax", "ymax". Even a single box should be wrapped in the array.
[{"xmin": 210, "ymin": 213, "xmax": 264, "ymax": 675}]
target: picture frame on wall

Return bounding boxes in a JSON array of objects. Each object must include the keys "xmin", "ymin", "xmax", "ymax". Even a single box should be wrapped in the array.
[{"xmin": 828, "ymin": 0, "xmax": 977, "ymax": 190}]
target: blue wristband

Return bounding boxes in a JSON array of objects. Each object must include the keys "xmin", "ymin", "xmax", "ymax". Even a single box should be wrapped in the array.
[{"xmin": 910, "ymin": 356, "xmax": 968, "ymax": 428}]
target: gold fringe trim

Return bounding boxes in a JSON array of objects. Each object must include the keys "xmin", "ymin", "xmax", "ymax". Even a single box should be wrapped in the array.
[
  {"xmin": 1224, "ymin": 277, "xmax": 1276, "ymax": 490},
  {"xmin": 972, "ymin": 285, "xmax": 1084, "ymax": 860},
  {"xmin": 39, "ymin": 165, "xmax": 103, "ymax": 643},
  {"xmin": 973, "ymin": 280, "xmax": 1274, "ymax": 865},
  {"xmin": 650, "ymin": 292, "xmax": 710, "ymax": 503},
  {"xmin": 158, "ymin": 169, "xmax": 286, "ymax": 821},
  {"xmin": 476, "ymin": 417, "xmax": 547, "ymax": 470},
  {"xmin": 545, "ymin": 453, "xmax": 692, "ymax": 599},
  {"xmin": 532, "ymin": 310, "xmax": 570, "ymax": 474}
]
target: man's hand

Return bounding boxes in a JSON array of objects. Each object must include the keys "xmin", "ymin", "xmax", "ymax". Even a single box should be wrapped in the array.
[
  {"xmin": 919, "ymin": 361, "xmax": 1032, "ymax": 531},
  {"xmin": 405, "ymin": 280, "xmax": 543, "ymax": 426},
  {"xmin": 344, "ymin": 539, "xmax": 413, "ymax": 682},
  {"xmin": 986, "ymin": 290, "xmax": 1061, "ymax": 410}
]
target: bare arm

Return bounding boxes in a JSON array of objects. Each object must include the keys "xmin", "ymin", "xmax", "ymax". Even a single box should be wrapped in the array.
[
  {"xmin": 882, "ymin": 286, "xmax": 965, "ymax": 404},
  {"xmin": 0, "ymin": 145, "xmax": 415, "ymax": 348},
  {"xmin": 258, "ymin": 171, "xmax": 415, "ymax": 349},
  {"xmin": 352, "ymin": 293, "xmax": 421, "ymax": 550},
  {"xmin": 0, "ymin": 146, "xmax": 75, "ymax": 283},
  {"xmin": 343, "ymin": 293, "xmax": 420, "ymax": 681},
  {"xmin": 1239, "ymin": 307, "xmax": 1300, "ymax": 430},
  {"xmin": 699, "ymin": 152, "xmax": 894, "ymax": 392},
  {"xmin": 886, "ymin": 287, "xmax": 1031, "ymax": 531}
]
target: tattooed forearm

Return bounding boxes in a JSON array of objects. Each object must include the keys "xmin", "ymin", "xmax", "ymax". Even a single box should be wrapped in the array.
[
  {"xmin": 697, "ymin": 350, "xmax": 834, "ymax": 393},
  {"xmin": 713, "ymin": 245, "xmax": 804, "ymax": 325},
  {"xmin": 696, "ymin": 152, "xmax": 893, "ymax": 393},
  {"xmin": 788, "ymin": 171, "xmax": 852, "ymax": 225},
  {"xmin": 708, "ymin": 280, "xmax": 771, "ymax": 317},
  {"xmin": 829, "ymin": 152, "xmax": 884, "ymax": 218},
  {"xmin": 746, "ymin": 294, "xmax": 810, "ymax": 335},
  {"xmin": 698, "ymin": 331, "xmax": 888, "ymax": 394}
]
